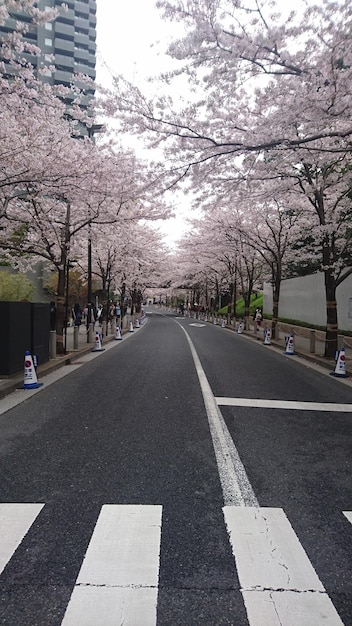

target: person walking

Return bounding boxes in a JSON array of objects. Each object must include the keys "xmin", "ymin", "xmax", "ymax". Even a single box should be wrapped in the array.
[{"xmin": 73, "ymin": 303, "xmax": 82, "ymax": 327}]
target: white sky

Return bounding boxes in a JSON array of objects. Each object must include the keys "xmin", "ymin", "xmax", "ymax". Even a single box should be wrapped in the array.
[
  {"xmin": 96, "ymin": 0, "xmax": 181, "ymax": 88},
  {"xmin": 94, "ymin": 0, "xmax": 317, "ymax": 248},
  {"xmin": 95, "ymin": 1, "xmax": 190, "ymax": 248}
]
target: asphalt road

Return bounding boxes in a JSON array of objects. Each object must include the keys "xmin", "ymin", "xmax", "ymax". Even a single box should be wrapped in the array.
[{"xmin": 0, "ymin": 310, "xmax": 351, "ymax": 625}]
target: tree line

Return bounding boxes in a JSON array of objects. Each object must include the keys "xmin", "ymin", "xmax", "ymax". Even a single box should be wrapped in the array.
[
  {"xmin": 107, "ymin": 0, "xmax": 352, "ymax": 357},
  {"xmin": 0, "ymin": 1, "xmax": 172, "ymax": 352}
]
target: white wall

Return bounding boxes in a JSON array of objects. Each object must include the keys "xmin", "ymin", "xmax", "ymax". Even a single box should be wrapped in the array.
[{"xmin": 264, "ymin": 271, "xmax": 352, "ymax": 331}]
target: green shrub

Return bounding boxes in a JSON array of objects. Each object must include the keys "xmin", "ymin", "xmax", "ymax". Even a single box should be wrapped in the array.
[{"xmin": 0, "ymin": 271, "xmax": 34, "ymax": 301}]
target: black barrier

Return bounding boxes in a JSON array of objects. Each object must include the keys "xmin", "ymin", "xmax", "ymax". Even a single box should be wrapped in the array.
[
  {"xmin": 0, "ymin": 302, "xmax": 50, "ymax": 376},
  {"xmin": 31, "ymin": 303, "xmax": 50, "ymax": 367}
]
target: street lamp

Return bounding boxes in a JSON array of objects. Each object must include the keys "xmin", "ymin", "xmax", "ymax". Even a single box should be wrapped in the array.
[
  {"xmin": 86, "ymin": 123, "xmax": 104, "ymax": 341},
  {"xmin": 64, "ymin": 258, "xmax": 76, "ymax": 354}
]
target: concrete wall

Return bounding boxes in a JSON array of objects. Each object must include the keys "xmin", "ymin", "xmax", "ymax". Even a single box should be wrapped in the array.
[{"xmin": 264, "ymin": 271, "xmax": 352, "ymax": 331}]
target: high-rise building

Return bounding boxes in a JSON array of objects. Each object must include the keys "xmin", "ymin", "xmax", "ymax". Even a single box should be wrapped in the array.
[{"xmin": 1, "ymin": 0, "xmax": 97, "ymax": 107}]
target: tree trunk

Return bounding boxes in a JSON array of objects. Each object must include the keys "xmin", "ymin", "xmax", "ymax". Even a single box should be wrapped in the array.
[
  {"xmin": 243, "ymin": 275, "xmax": 254, "ymax": 329},
  {"xmin": 56, "ymin": 199, "xmax": 71, "ymax": 354},
  {"xmin": 324, "ymin": 269, "xmax": 338, "ymax": 358},
  {"xmin": 231, "ymin": 278, "xmax": 237, "ymax": 322},
  {"xmin": 271, "ymin": 278, "xmax": 280, "ymax": 340},
  {"xmin": 56, "ymin": 267, "xmax": 66, "ymax": 355}
]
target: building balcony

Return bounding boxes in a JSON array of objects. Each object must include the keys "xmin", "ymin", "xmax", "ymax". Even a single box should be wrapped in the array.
[
  {"xmin": 54, "ymin": 21, "xmax": 75, "ymax": 39},
  {"xmin": 89, "ymin": 0, "xmax": 97, "ymax": 13},
  {"xmin": 73, "ymin": 48, "xmax": 92, "ymax": 63},
  {"xmin": 56, "ymin": 7, "xmax": 75, "ymax": 25},
  {"xmin": 74, "ymin": 32, "xmax": 90, "ymax": 47},
  {"xmin": 88, "ymin": 27, "xmax": 96, "ymax": 40},
  {"xmin": 74, "ymin": 16, "xmax": 89, "ymax": 32},
  {"xmin": 54, "ymin": 37, "xmax": 74, "ymax": 54},
  {"xmin": 89, "ymin": 14, "xmax": 97, "ymax": 27},
  {"xmin": 53, "ymin": 68, "xmax": 72, "ymax": 85},
  {"xmin": 55, "ymin": 53, "xmax": 74, "ymax": 69},
  {"xmin": 74, "ymin": 2, "xmax": 90, "ymax": 18},
  {"xmin": 74, "ymin": 62, "xmax": 96, "ymax": 80}
]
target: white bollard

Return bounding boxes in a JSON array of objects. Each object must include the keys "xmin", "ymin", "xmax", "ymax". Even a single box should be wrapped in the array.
[{"xmin": 49, "ymin": 330, "xmax": 56, "ymax": 359}]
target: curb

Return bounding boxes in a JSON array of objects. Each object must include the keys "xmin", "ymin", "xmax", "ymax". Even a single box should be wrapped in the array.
[{"xmin": 0, "ymin": 334, "xmax": 117, "ymax": 401}]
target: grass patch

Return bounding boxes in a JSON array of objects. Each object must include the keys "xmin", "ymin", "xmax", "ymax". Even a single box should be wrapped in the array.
[{"xmin": 219, "ymin": 293, "xmax": 263, "ymax": 317}]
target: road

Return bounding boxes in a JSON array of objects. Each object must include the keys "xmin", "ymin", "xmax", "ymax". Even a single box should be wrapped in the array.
[{"xmin": 0, "ymin": 310, "xmax": 351, "ymax": 625}]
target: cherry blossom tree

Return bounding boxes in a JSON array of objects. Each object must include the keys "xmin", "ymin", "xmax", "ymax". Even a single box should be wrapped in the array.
[
  {"xmin": 108, "ymin": 0, "xmax": 352, "ymax": 356},
  {"xmin": 174, "ymin": 209, "xmax": 265, "ymax": 322},
  {"xmin": 0, "ymin": 1, "xmax": 173, "ymax": 352},
  {"xmin": 91, "ymin": 219, "xmax": 172, "ymax": 320}
]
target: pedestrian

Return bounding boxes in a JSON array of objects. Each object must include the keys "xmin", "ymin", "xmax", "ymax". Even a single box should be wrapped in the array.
[
  {"xmin": 73, "ymin": 303, "xmax": 82, "ymax": 327},
  {"xmin": 255, "ymin": 307, "xmax": 263, "ymax": 331},
  {"xmin": 109, "ymin": 302, "xmax": 116, "ymax": 321},
  {"xmin": 96, "ymin": 304, "xmax": 103, "ymax": 326}
]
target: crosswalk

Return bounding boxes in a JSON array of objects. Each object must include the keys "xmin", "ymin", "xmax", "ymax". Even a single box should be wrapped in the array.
[{"xmin": 0, "ymin": 503, "xmax": 350, "ymax": 625}]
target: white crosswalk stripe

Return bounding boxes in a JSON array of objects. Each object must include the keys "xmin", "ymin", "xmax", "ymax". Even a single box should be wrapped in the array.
[
  {"xmin": 223, "ymin": 506, "xmax": 344, "ymax": 626},
  {"xmin": 343, "ymin": 511, "xmax": 352, "ymax": 525},
  {"xmin": 61, "ymin": 504, "xmax": 162, "ymax": 626},
  {"xmin": 0, "ymin": 503, "xmax": 44, "ymax": 575}
]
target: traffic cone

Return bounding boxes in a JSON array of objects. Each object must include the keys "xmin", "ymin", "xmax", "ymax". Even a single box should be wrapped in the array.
[
  {"xmin": 331, "ymin": 347, "xmax": 348, "ymax": 378},
  {"xmin": 115, "ymin": 325, "xmax": 122, "ymax": 340},
  {"xmin": 92, "ymin": 330, "xmax": 105, "ymax": 352},
  {"xmin": 129, "ymin": 321, "xmax": 134, "ymax": 332},
  {"xmin": 213, "ymin": 318, "xmax": 217, "ymax": 325},
  {"xmin": 284, "ymin": 334, "xmax": 295, "ymax": 355},
  {"xmin": 221, "ymin": 319, "xmax": 225, "ymax": 328},
  {"xmin": 237, "ymin": 322, "xmax": 243, "ymax": 334},
  {"xmin": 263, "ymin": 328, "xmax": 271, "ymax": 345},
  {"xmin": 135, "ymin": 318, "xmax": 140, "ymax": 329},
  {"xmin": 22, "ymin": 351, "xmax": 43, "ymax": 389}
]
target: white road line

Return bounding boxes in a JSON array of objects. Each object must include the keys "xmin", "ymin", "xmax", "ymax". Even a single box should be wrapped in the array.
[
  {"xmin": 223, "ymin": 506, "xmax": 344, "ymax": 626},
  {"xmin": 0, "ymin": 503, "xmax": 44, "ymax": 575},
  {"xmin": 61, "ymin": 504, "xmax": 162, "ymax": 626},
  {"xmin": 216, "ymin": 397, "xmax": 352, "ymax": 412},
  {"xmin": 177, "ymin": 323, "xmax": 258, "ymax": 507},
  {"xmin": 343, "ymin": 511, "xmax": 352, "ymax": 525}
]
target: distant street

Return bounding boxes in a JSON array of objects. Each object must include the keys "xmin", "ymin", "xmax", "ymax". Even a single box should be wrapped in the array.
[{"xmin": 0, "ymin": 310, "xmax": 351, "ymax": 625}]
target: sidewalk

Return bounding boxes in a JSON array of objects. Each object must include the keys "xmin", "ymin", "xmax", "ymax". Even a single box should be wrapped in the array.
[
  {"xmin": 240, "ymin": 321, "xmax": 352, "ymax": 376},
  {"xmin": 191, "ymin": 311, "xmax": 352, "ymax": 377},
  {"xmin": 0, "ymin": 321, "xmax": 127, "ymax": 401}
]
